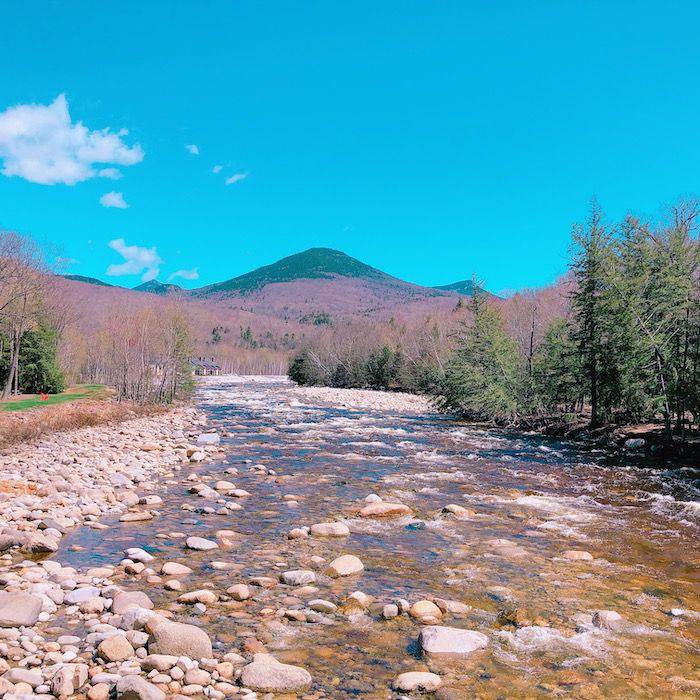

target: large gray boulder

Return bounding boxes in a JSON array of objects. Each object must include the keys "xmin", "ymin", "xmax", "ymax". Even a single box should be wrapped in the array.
[
  {"xmin": 112, "ymin": 591, "xmax": 154, "ymax": 615},
  {"xmin": 240, "ymin": 654, "xmax": 312, "ymax": 693},
  {"xmin": 419, "ymin": 625, "xmax": 488, "ymax": 659},
  {"xmin": 0, "ymin": 591, "xmax": 42, "ymax": 627},
  {"xmin": 148, "ymin": 620, "xmax": 212, "ymax": 659}
]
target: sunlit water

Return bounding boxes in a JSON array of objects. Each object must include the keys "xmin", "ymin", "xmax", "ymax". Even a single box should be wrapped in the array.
[{"xmin": 57, "ymin": 378, "xmax": 700, "ymax": 698}]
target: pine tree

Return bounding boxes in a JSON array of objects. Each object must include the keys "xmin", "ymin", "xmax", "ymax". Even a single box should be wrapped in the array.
[
  {"xmin": 569, "ymin": 202, "xmax": 612, "ymax": 427},
  {"xmin": 434, "ymin": 291, "xmax": 521, "ymax": 423},
  {"xmin": 17, "ymin": 321, "xmax": 65, "ymax": 394}
]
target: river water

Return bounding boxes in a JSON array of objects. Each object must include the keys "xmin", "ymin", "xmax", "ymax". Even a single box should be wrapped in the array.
[{"xmin": 58, "ymin": 378, "xmax": 700, "ymax": 698}]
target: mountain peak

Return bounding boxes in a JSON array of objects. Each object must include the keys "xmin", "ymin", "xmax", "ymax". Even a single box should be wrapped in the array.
[
  {"xmin": 194, "ymin": 247, "xmax": 388, "ymax": 297},
  {"xmin": 133, "ymin": 279, "xmax": 182, "ymax": 295}
]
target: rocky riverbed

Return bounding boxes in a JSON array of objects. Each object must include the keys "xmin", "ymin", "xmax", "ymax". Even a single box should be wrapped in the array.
[{"xmin": 0, "ymin": 377, "xmax": 698, "ymax": 699}]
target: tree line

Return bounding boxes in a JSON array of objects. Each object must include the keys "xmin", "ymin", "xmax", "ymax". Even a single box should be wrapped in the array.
[
  {"xmin": 290, "ymin": 200, "xmax": 700, "ymax": 438},
  {"xmin": 1, "ymin": 231, "xmax": 194, "ymax": 404}
]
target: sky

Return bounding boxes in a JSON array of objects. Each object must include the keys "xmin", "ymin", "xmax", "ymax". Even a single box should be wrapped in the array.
[{"xmin": 2, "ymin": 2, "xmax": 700, "ymax": 294}]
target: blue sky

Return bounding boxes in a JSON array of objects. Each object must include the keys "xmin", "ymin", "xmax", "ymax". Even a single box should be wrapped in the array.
[{"xmin": 1, "ymin": 2, "xmax": 700, "ymax": 294}]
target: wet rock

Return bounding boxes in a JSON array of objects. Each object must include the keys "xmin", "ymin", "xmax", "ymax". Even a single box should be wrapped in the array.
[
  {"xmin": 310, "ymin": 522, "xmax": 350, "ymax": 537},
  {"xmin": 624, "ymin": 438, "xmax": 645, "ymax": 450},
  {"xmin": 116, "ymin": 675, "xmax": 166, "ymax": 700},
  {"xmin": 441, "ymin": 504, "xmax": 474, "ymax": 519},
  {"xmin": 280, "ymin": 570, "xmax": 316, "ymax": 586},
  {"xmin": 0, "ymin": 591, "xmax": 42, "ymax": 627},
  {"xmin": 308, "ymin": 599, "xmax": 337, "ymax": 613},
  {"xmin": 359, "ymin": 502, "xmax": 412, "ymax": 518},
  {"xmin": 394, "ymin": 671, "xmax": 442, "ymax": 692},
  {"xmin": 185, "ymin": 536, "xmax": 218, "ymax": 551},
  {"xmin": 161, "ymin": 562, "xmax": 193, "ymax": 576},
  {"xmin": 120, "ymin": 512, "xmax": 154, "ymax": 522},
  {"xmin": 239, "ymin": 653, "xmax": 312, "ymax": 693},
  {"xmin": 148, "ymin": 620, "xmax": 213, "ymax": 659},
  {"xmin": 410, "ymin": 600, "xmax": 443, "ymax": 623},
  {"xmin": 327, "ymin": 554, "xmax": 364, "ymax": 577},
  {"xmin": 178, "ymin": 589, "xmax": 218, "ymax": 605},
  {"xmin": 419, "ymin": 625, "xmax": 488, "ymax": 659},
  {"xmin": 227, "ymin": 583, "xmax": 251, "ymax": 601},
  {"xmin": 98, "ymin": 634, "xmax": 135, "ymax": 662}
]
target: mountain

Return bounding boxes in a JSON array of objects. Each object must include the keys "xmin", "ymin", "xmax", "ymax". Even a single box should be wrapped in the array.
[
  {"xmin": 433, "ymin": 279, "xmax": 495, "ymax": 297},
  {"xmin": 133, "ymin": 280, "xmax": 183, "ymax": 295},
  {"xmin": 192, "ymin": 248, "xmax": 388, "ymax": 297},
  {"xmin": 62, "ymin": 274, "xmax": 115, "ymax": 287}
]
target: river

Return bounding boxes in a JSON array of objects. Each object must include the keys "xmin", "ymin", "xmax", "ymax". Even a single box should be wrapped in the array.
[{"xmin": 57, "ymin": 377, "xmax": 700, "ymax": 698}]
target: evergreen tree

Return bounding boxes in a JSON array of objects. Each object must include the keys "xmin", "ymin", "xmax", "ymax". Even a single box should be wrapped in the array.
[
  {"xmin": 569, "ymin": 202, "xmax": 612, "ymax": 427},
  {"xmin": 434, "ymin": 291, "xmax": 521, "ymax": 423},
  {"xmin": 17, "ymin": 321, "xmax": 65, "ymax": 394}
]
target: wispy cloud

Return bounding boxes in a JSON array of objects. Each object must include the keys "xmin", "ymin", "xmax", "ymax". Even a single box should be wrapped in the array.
[
  {"xmin": 100, "ymin": 191, "xmax": 128, "ymax": 209},
  {"xmin": 225, "ymin": 172, "xmax": 248, "ymax": 185},
  {"xmin": 0, "ymin": 94, "xmax": 143, "ymax": 185},
  {"xmin": 106, "ymin": 238, "xmax": 162, "ymax": 282},
  {"xmin": 168, "ymin": 267, "xmax": 199, "ymax": 282},
  {"xmin": 185, "ymin": 144, "xmax": 199, "ymax": 155},
  {"xmin": 98, "ymin": 167, "xmax": 122, "ymax": 180},
  {"xmin": 212, "ymin": 164, "xmax": 222, "ymax": 173}
]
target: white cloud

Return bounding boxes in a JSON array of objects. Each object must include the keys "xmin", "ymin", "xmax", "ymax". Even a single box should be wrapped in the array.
[
  {"xmin": 100, "ymin": 191, "xmax": 128, "ymax": 209},
  {"xmin": 98, "ymin": 167, "xmax": 122, "ymax": 180},
  {"xmin": 185, "ymin": 144, "xmax": 199, "ymax": 155},
  {"xmin": 225, "ymin": 172, "xmax": 248, "ymax": 185},
  {"xmin": 0, "ymin": 94, "xmax": 143, "ymax": 185},
  {"xmin": 212, "ymin": 164, "xmax": 222, "ymax": 173},
  {"xmin": 106, "ymin": 238, "xmax": 162, "ymax": 282},
  {"xmin": 169, "ymin": 267, "xmax": 199, "ymax": 281}
]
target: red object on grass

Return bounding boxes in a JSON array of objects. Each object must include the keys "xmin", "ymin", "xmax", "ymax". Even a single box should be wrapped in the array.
[{"xmin": 39, "ymin": 393, "xmax": 49, "ymax": 401}]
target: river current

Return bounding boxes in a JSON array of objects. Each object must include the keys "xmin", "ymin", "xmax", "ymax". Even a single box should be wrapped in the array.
[{"xmin": 57, "ymin": 377, "xmax": 700, "ymax": 698}]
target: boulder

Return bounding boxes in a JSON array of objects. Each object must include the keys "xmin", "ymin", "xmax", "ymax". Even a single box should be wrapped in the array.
[
  {"xmin": 419, "ymin": 625, "xmax": 488, "ymax": 659},
  {"xmin": 359, "ymin": 502, "xmax": 412, "ymax": 518},
  {"xmin": 394, "ymin": 672, "xmax": 442, "ymax": 692},
  {"xmin": 310, "ymin": 522, "xmax": 350, "ymax": 537},
  {"xmin": 410, "ymin": 600, "xmax": 443, "ymax": 622},
  {"xmin": 148, "ymin": 620, "xmax": 213, "ymax": 659},
  {"xmin": 593, "ymin": 610, "xmax": 623, "ymax": 629},
  {"xmin": 280, "ymin": 570, "xmax": 316, "ymax": 586},
  {"xmin": 0, "ymin": 591, "xmax": 42, "ymax": 627},
  {"xmin": 327, "ymin": 554, "xmax": 364, "ymax": 577},
  {"xmin": 239, "ymin": 653, "xmax": 312, "ymax": 693},
  {"xmin": 161, "ymin": 562, "xmax": 193, "ymax": 576},
  {"xmin": 52, "ymin": 663, "xmax": 89, "ymax": 697}
]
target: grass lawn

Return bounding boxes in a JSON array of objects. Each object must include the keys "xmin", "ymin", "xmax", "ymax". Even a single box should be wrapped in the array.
[{"xmin": 0, "ymin": 384, "xmax": 106, "ymax": 412}]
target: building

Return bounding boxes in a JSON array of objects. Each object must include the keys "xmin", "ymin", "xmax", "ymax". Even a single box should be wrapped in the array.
[{"xmin": 190, "ymin": 357, "xmax": 222, "ymax": 376}]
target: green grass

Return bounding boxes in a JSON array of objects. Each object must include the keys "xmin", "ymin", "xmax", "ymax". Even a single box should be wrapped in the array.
[{"xmin": 0, "ymin": 384, "xmax": 106, "ymax": 412}]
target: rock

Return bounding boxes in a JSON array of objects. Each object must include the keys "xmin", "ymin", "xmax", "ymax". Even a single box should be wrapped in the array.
[
  {"xmin": 4, "ymin": 668, "xmax": 43, "ymax": 687},
  {"xmin": 442, "ymin": 504, "xmax": 474, "ymax": 519},
  {"xmin": 51, "ymin": 663, "xmax": 88, "ymax": 697},
  {"xmin": 394, "ymin": 672, "xmax": 442, "ymax": 692},
  {"xmin": 593, "ymin": 610, "xmax": 623, "ymax": 629},
  {"xmin": 178, "ymin": 589, "xmax": 218, "ymax": 605},
  {"xmin": 383, "ymin": 604, "xmax": 399, "ymax": 619},
  {"xmin": 161, "ymin": 562, "xmax": 193, "ymax": 576},
  {"xmin": 308, "ymin": 599, "xmax": 337, "ymax": 613},
  {"xmin": 185, "ymin": 536, "xmax": 218, "ymax": 551},
  {"xmin": 419, "ymin": 625, "xmax": 488, "ymax": 659},
  {"xmin": 112, "ymin": 591, "xmax": 155, "ymax": 614},
  {"xmin": 148, "ymin": 620, "xmax": 213, "ymax": 659},
  {"xmin": 227, "ymin": 584, "xmax": 250, "ymax": 601},
  {"xmin": 327, "ymin": 554, "xmax": 364, "ymax": 577},
  {"xmin": 120, "ymin": 512, "xmax": 154, "ymax": 522},
  {"xmin": 624, "ymin": 438, "xmax": 646, "ymax": 450},
  {"xmin": 88, "ymin": 683, "xmax": 111, "ymax": 700},
  {"xmin": 116, "ymin": 675, "xmax": 166, "ymax": 700},
  {"xmin": 562, "ymin": 550, "xmax": 593, "ymax": 561},
  {"xmin": 196, "ymin": 433, "xmax": 220, "ymax": 445},
  {"xmin": 141, "ymin": 654, "xmax": 179, "ymax": 671},
  {"xmin": 359, "ymin": 502, "xmax": 412, "ymax": 518},
  {"xmin": 280, "ymin": 570, "xmax": 316, "ymax": 586},
  {"xmin": 310, "ymin": 522, "xmax": 350, "ymax": 537},
  {"xmin": 0, "ymin": 591, "xmax": 42, "ymax": 627},
  {"xmin": 410, "ymin": 600, "xmax": 443, "ymax": 622},
  {"xmin": 98, "ymin": 634, "xmax": 134, "ymax": 662},
  {"xmin": 239, "ymin": 653, "xmax": 312, "ymax": 693}
]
